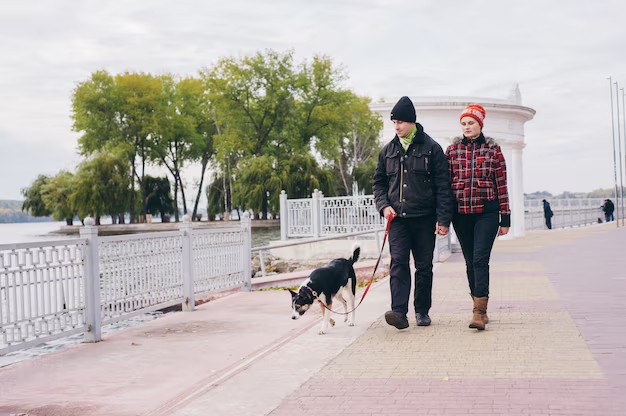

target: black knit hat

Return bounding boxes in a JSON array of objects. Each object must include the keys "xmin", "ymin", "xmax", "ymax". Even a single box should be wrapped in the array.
[{"xmin": 390, "ymin": 96, "xmax": 416, "ymax": 123}]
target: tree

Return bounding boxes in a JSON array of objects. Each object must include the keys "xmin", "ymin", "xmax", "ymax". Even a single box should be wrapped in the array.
[
  {"xmin": 71, "ymin": 146, "xmax": 132, "ymax": 225},
  {"xmin": 72, "ymin": 71, "xmax": 162, "ymax": 222},
  {"xmin": 21, "ymin": 175, "xmax": 52, "ymax": 217},
  {"xmin": 201, "ymin": 49, "xmax": 296, "ymax": 160},
  {"xmin": 315, "ymin": 93, "xmax": 383, "ymax": 196},
  {"xmin": 143, "ymin": 176, "xmax": 174, "ymax": 219},
  {"xmin": 41, "ymin": 171, "xmax": 76, "ymax": 225},
  {"xmin": 152, "ymin": 75, "xmax": 216, "ymax": 221}
]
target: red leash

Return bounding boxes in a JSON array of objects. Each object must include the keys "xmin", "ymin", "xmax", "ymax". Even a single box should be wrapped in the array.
[{"xmin": 316, "ymin": 214, "xmax": 394, "ymax": 315}]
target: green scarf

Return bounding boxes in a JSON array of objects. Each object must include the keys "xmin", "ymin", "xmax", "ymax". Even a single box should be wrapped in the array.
[{"xmin": 399, "ymin": 125, "xmax": 417, "ymax": 151}]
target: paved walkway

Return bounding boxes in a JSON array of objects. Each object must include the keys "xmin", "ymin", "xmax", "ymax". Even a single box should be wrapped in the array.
[{"xmin": 1, "ymin": 223, "xmax": 625, "ymax": 415}]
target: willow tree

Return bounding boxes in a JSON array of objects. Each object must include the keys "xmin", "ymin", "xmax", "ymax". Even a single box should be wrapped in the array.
[
  {"xmin": 41, "ymin": 171, "xmax": 76, "ymax": 225},
  {"xmin": 21, "ymin": 175, "xmax": 52, "ymax": 218}
]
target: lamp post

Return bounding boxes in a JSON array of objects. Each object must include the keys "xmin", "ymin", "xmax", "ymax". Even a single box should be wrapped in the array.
[
  {"xmin": 616, "ymin": 82, "xmax": 624, "ymax": 225},
  {"xmin": 608, "ymin": 77, "xmax": 620, "ymax": 227}
]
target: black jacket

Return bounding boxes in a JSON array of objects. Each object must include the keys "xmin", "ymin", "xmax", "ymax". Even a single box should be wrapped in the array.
[{"xmin": 373, "ymin": 123, "xmax": 454, "ymax": 227}]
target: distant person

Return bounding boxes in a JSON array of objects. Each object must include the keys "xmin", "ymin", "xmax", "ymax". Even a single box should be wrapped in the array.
[
  {"xmin": 446, "ymin": 104, "xmax": 510, "ymax": 331},
  {"xmin": 603, "ymin": 199, "xmax": 615, "ymax": 222},
  {"xmin": 542, "ymin": 199, "xmax": 553, "ymax": 229}
]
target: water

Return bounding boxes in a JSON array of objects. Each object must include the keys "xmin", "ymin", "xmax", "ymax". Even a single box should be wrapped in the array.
[
  {"xmin": 0, "ymin": 221, "xmax": 281, "ymax": 247},
  {"xmin": 0, "ymin": 222, "xmax": 75, "ymax": 245}
]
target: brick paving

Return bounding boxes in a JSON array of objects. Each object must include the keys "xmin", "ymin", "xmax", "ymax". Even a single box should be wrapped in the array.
[{"xmin": 270, "ymin": 223, "xmax": 626, "ymax": 416}]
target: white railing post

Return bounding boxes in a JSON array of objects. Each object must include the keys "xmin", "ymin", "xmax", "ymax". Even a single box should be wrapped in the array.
[
  {"xmin": 80, "ymin": 217, "xmax": 101, "ymax": 343},
  {"xmin": 241, "ymin": 212, "xmax": 252, "ymax": 291},
  {"xmin": 280, "ymin": 190, "xmax": 288, "ymax": 241},
  {"xmin": 180, "ymin": 214, "xmax": 195, "ymax": 312},
  {"xmin": 312, "ymin": 189, "xmax": 321, "ymax": 239}
]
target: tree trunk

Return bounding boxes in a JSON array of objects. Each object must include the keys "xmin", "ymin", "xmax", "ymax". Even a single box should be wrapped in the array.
[
  {"xmin": 95, "ymin": 216, "xmax": 101, "ymax": 225},
  {"xmin": 178, "ymin": 174, "xmax": 188, "ymax": 215},
  {"xmin": 130, "ymin": 157, "xmax": 136, "ymax": 223},
  {"xmin": 192, "ymin": 155, "xmax": 209, "ymax": 221},
  {"xmin": 118, "ymin": 214, "xmax": 125, "ymax": 224},
  {"xmin": 173, "ymin": 179, "xmax": 180, "ymax": 222},
  {"xmin": 65, "ymin": 218, "xmax": 73, "ymax": 226}
]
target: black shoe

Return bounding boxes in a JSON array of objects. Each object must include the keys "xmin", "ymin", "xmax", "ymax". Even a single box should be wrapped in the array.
[
  {"xmin": 385, "ymin": 311, "xmax": 409, "ymax": 330},
  {"xmin": 416, "ymin": 313, "xmax": 431, "ymax": 326}
]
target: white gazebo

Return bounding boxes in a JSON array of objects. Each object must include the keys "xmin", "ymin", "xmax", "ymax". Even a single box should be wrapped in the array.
[{"xmin": 370, "ymin": 86, "xmax": 536, "ymax": 238}]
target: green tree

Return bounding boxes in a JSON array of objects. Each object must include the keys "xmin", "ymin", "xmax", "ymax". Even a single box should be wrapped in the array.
[
  {"xmin": 72, "ymin": 71, "xmax": 162, "ymax": 222},
  {"xmin": 21, "ymin": 175, "xmax": 52, "ymax": 217},
  {"xmin": 315, "ymin": 94, "xmax": 383, "ymax": 195},
  {"xmin": 143, "ymin": 176, "xmax": 174, "ymax": 220},
  {"xmin": 71, "ymin": 146, "xmax": 132, "ymax": 225},
  {"xmin": 41, "ymin": 171, "xmax": 76, "ymax": 225}
]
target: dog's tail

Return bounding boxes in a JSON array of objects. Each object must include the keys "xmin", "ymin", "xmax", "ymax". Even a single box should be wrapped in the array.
[{"xmin": 349, "ymin": 244, "xmax": 361, "ymax": 264}]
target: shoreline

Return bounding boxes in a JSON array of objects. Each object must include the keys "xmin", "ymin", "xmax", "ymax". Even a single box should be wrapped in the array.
[{"xmin": 49, "ymin": 219, "xmax": 280, "ymax": 235}]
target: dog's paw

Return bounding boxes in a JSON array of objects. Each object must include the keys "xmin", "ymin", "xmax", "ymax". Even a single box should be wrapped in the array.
[
  {"xmin": 343, "ymin": 316, "xmax": 348, "ymax": 323},
  {"xmin": 348, "ymin": 321, "xmax": 355, "ymax": 327},
  {"xmin": 318, "ymin": 329, "xmax": 326, "ymax": 335},
  {"xmin": 329, "ymin": 318, "xmax": 335, "ymax": 327}
]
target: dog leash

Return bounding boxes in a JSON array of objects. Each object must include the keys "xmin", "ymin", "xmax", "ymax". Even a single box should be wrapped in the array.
[{"xmin": 316, "ymin": 213, "xmax": 394, "ymax": 315}]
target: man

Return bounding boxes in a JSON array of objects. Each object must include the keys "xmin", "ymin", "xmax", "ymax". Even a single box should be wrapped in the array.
[
  {"xmin": 604, "ymin": 199, "xmax": 615, "ymax": 222},
  {"xmin": 373, "ymin": 96, "xmax": 453, "ymax": 329},
  {"xmin": 542, "ymin": 199, "xmax": 553, "ymax": 229}
]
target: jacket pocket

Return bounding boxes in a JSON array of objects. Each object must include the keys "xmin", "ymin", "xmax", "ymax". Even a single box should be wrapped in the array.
[
  {"xmin": 385, "ymin": 150, "xmax": 400, "ymax": 175},
  {"xmin": 410, "ymin": 153, "xmax": 429, "ymax": 173},
  {"xmin": 451, "ymin": 181, "xmax": 466, "ymax": 201},
  {"xmin": 475, "ymin": 179, "xmax": 495, "ymax": 201}
]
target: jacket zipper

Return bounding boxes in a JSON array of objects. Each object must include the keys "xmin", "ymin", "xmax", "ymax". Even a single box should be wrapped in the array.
[
  {"xmin": 399, "ymin": 151, "xmax": 404, "ymax": 204},
  {"xmin": 469, "ymin": 143, "xmax": 475, "ymax": 211}
]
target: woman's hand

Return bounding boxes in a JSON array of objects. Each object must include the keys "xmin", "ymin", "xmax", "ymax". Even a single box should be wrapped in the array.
[{"xmin": 498, "ymin": 226, "xmax": 509, "ymax": 236}]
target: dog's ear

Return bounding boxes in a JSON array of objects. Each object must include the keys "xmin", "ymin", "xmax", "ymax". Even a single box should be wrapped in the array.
[{"xmin": 288, "ymin": 289, "xmax": 297, "ymax": 298}]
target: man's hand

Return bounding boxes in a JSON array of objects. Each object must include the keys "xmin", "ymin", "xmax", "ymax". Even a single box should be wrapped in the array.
[
  {"xmin": 498, "ymin": 227, "xmax": 509, "ymax": 236},
  {"xmin": 435, "ymin": 223, "xmax": 449, "ymax": 235},
  {"xmin": 382, "ymin": 206, "xmax": 397, "ymax": 220}
]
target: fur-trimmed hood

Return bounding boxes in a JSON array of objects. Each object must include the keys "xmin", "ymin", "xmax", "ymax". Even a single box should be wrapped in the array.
[{"xmin": 451, "ymin": 135, "xmax": 498, "ymax": 147}]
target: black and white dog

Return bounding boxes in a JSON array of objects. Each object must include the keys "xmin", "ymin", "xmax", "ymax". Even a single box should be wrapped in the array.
[{"xmin": 289, "ymin": 245, "xmax": 360, "ymax": 334}]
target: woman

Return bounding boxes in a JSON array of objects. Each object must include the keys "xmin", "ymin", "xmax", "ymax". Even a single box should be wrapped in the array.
[{"xmin": 446, "ymin": 104, "xmax": 510, "ymax": 330}]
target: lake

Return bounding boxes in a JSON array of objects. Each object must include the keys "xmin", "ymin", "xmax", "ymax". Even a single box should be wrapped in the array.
[{"xmin": 0, "ymin": 221, "xmax": 281, "ymax": 248}]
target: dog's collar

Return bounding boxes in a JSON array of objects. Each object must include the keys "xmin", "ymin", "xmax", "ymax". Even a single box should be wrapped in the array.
[{"xmin": 303, "ymin": 286, "xmax": 318, "ymax": 298}]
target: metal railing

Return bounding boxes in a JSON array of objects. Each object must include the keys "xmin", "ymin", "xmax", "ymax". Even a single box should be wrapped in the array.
[
  {"xmin": 524, "ymin": 198, "xmax": 609, "ymax": 230},
  {"xmin": 1, "ymin": 214, "xmax": 251, "ymax": 355}
]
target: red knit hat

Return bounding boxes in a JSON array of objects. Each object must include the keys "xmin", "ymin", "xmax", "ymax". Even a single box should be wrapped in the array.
[{"xmin": 460, "ymin": 104, "xmax": 486, "ymax": 128}]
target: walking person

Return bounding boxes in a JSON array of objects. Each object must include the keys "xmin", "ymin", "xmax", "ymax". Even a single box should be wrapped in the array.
[
  {"xmin": 446, "ymin": 104, "xmax": 510, "ymax": 331},
  {"xmin": 373, "ymin": 96, "xmax": 454, "ymax": 330},
  {"xmin": 542, "ymin": 199, "xmax": 553, "ymax": 229},
  {"xmin": 604, "ymin": 199, "xmax": 615, "ymax": 222}
]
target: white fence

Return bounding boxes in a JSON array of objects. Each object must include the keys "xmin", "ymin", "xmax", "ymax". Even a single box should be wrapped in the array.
[
  {"xmin": 279, "ymin": 190, "xmax": 385, "ymax": 239},
  {"xmin": 524, "ymin": 198, "xmax": 607, "ymax": 231},
  {"xmin": 281, "ymin": 191, "xmax": 612, "ymax": 236},
  {"xmin": 0, "ymin": 214, "xmax": 251, "ymax": 355}
]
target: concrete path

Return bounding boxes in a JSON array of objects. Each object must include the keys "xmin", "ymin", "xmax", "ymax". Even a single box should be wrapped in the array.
[{"xmin": 1, "ymin": 222, "xmax": 625, "ymax": 416}]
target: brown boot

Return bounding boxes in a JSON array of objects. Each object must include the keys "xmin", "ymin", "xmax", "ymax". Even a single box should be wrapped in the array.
[
  {"xmin": 470, "ymin": 294, "xmax": 489, "ymax": 324},
  {"xmin": 469, "ymin": 296, "xmax": 488, "ymax": 330}
]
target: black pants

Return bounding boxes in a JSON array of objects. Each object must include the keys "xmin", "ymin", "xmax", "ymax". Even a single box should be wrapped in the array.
[
  {"xmin": 388, "ymin": 215, "xmax": 436, "ymax": 316},
  {"xmin": 453, "ymin": 211, "xmax": 499, "ymax": 298},
  {"xmin": 545, "ymin": 216, "xmax": 552, "ymax": 229}
]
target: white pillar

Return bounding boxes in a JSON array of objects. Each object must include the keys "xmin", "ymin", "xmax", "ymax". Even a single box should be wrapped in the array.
[
  {"xmin": 499, "ymin": 145, "xmax": 515, "ymax": 240},
  {"xmin": 240, "ymin": 212, "xmax": 252, "ymax": 291},
  {"xmin": 180, "ymin": 214, "xmax": 195, "ymax": 311},
  {"xmin": 279, "ymin": 190, "xmax": 288, "ymax": 241},
  {"xmin": 80, "ymin": 217, "xmax": 101, "ymax": 342},
  {"xmin": 512, "ymin": 147, "xmax": 525, "ymax": 237}
]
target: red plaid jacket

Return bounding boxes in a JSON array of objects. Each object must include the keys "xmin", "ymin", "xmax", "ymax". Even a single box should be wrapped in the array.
[{"xmin": 445, "ymin": 134, "xmax": 511, "ymax": 226}]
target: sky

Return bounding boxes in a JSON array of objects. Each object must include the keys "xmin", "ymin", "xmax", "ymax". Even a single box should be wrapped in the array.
[{"xmin": 2, "ymin": 0, "xmax": 626, "ymax": 202}]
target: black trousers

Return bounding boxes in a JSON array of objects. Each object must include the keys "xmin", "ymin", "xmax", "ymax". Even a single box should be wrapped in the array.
[
  {"xmin": 453, "ymin": 211, "xmax": 499, "ymax": 298},
  {"xmin": 545, "ymin": 216, "xmax": 552, "ymax": 229},
  {"xmin": 388, "ymin": 215, "xmax": 437, "ymax": 316}
]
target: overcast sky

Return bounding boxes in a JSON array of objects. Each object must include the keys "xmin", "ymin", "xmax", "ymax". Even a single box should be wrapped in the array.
[{"xmin": 2, "ymin": 0, "xmax": 626, "ymax": 201}]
